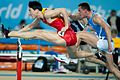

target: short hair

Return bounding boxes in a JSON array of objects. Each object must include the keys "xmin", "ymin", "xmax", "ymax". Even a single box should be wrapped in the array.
[
  {"xmin": 78, "ymin": 2, "xmax": 91, "ymax": 11},
  {"xmin": 111, "ymin": 9, "xmax": 116, "ymax": 13},
  {"xmin": 111, "ymin": 29, "xmax": 118, "ymax": 34},
  {"xmin": 28, "ymin": 1, "xmax": 42, "ymax": 11}
]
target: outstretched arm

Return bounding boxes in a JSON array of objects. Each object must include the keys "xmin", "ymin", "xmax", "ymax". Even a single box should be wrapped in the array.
[
  {"xmin": 68, "ymin": 12, "xmax": 82, "ymax": 20},
  {"xmin": 19, "ymin": 18, "xmax": 40, "ymax": 32}
]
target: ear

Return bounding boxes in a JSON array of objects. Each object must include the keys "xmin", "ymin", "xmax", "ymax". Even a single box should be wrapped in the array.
[{"xmin": 35, "ymin": 9, "xmax": 39, "ymax": 13}]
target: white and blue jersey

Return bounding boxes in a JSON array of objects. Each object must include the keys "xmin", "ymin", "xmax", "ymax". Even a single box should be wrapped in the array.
[
  {"xmin": 88, "ymin": 11, "xmax": 107, "ymax": 39},
  {"xmin": 88, "ymin": 11, "xmax": 114, "ymax": 54}
]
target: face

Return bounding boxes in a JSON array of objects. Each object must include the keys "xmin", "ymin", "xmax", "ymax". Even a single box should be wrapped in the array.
[
  {"xmin": 111, "ymin": 33, "xmax": 117, "ymax": 38},
  {"xmin": 29, "ymin": 8, "xmax": 39, "ymax": 18},
  {"xmin": 111, "ymin": 12, "xmax": 116, "ymax": 16},
  {"xmin": 78, "ymin": 6, "xmax": 87, "ymax": 18}
]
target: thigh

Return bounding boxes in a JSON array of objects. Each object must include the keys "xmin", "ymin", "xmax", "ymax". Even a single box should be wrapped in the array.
[
  {"xmin": 77, "ymin": 31, "xmax": 99, "ymax": 47},
  {"xmin": 36, "ymin": 30, "xmax": 66, "ymax": 46},
  {"xmin": 22, "ymin": 30, "xmax": 66, "ymax": 46}
]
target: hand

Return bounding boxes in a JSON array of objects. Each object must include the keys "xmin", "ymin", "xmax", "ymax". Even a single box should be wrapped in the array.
[
  {"xmin": 108, "ymin": 45, "xmax": 113, "ymax": 53},
  {"xmin": 67, "ymin": 12, "xmax": 71, "ymax": 17},
  {"xmin": 61, "ymin": 26, "xmax": 68, "ymax": 32}
]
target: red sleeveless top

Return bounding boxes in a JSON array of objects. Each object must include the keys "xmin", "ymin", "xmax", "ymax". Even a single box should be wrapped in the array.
[{"xmin": 42, "ymin": 12, "xmax": 77, "ymax": 46}]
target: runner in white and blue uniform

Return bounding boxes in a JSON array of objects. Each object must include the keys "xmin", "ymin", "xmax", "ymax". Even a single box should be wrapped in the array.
[
  {"xmin": 88, "ymin": 10, "xmax": 114, "ymax": 54},
  {"xmin": 72, "ymin": 2, "xmax": 120, "ymax": 79}
]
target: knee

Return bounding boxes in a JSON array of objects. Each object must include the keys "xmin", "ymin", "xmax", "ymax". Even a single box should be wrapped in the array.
[
  {"xmin": 72, "ymin": 49, "xmax": 77, "ymax": 53},
  {"xmin": 86, "ymin": 57, "xmax": 96, "ymax": 62},
  {"xmin": 106, "ymin": 63, "xmax": 116, "ymax": 73},
  {"xmin": 110, "ymin": 68, "xmax": 116, "ymax": 73},
  {"xmin": 86, "ymin": 57, "xmax": 91, "ymax": 61}
]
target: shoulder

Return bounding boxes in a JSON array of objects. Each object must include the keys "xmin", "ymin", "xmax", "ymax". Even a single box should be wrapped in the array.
[
  {"xmin": 117, "ymin": 16, "xmax": 120, "ymax": 20},
  {"xmin": 107, "ymin": 16, "xmax": 110, "ymax": 19},
  {"xmin": 92, "ymin": 13, "xmax": 103, "ymax": 24},
  {"xmin": 44, "ymin": 8, "xmax": 66, "ymax": 14},
  {"xmin": 93, "ymin": 13, "xmax": 101, "ymax": 19},
  {"xmin": 46, "ymin": 8, "xmax": 66, "ymax": 11}
]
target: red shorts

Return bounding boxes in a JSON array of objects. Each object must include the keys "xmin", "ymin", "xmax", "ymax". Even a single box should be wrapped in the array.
[{"xmin": 58, "ymin": 27, "xmax": 77, "ymax": 46}]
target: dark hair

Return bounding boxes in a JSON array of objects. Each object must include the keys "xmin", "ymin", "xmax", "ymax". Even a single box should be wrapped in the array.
[
  {"xmin": 111, "ymin": 29, "xmax": 118, "ymax": 34},
  {"xmin": 78, "ymin": 2, "xmax": 91, "ymax": 11},
  {"xmin": 111, "ymin": 9, "xmax": 116, "ymax": 13},
  {"xmin": 28, "ymin": 1, "xmax": 42, "ymax": 11}
]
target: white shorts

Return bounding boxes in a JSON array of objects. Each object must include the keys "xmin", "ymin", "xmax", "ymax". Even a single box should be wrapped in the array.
[{"xmin": 97, "ymin": 39, "xmax": 114, "ymax": 54}]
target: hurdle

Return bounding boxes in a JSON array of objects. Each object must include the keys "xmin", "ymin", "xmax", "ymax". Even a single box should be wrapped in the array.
[
  {"xmin": 0, "ymin": 38, "xmax": 68, "ymax": 79},
  {"xmin": 17, "ymin": 38, "xmax": 22, "ymax": 80}
]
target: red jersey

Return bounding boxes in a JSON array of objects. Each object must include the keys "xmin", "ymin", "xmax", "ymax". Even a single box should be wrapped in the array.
[{"xmin": 42, "ymin": 18, "xmax": 77, "ymax": 46}]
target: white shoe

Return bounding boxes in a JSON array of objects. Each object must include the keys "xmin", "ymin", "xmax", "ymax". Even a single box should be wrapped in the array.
[
  {"xmin": 54, "ymin": 66, "xmax": 69, "ymax": 73},
  {"xmin": 52, "ymin": 55, "xmax": 70, "ymax": 64},
  {"xmin": 70, "ymin": 59, "xmax": 78, "ymax": 64}
]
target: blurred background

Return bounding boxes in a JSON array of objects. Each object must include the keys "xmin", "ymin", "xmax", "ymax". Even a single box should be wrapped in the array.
[
  {"xmin": 0, "ymin": 0, "xmax": 120, "ymax": 80},
  {"xmin": 0, "ymin": 0, "xmax": 120, "ymax": 30}
]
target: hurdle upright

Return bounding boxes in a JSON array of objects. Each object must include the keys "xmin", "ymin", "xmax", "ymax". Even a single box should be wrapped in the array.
[{"xmin": 17, "ymin": 38, "xmax": 23, "ymax": 80}]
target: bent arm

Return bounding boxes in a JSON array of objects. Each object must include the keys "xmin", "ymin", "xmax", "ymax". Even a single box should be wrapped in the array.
[
  {"xmin": 19, "ymin": 18, "xmax": 40, "ymax": 32},
  {"xmin": 93, "ymin": 15, "xmax": 112, "ymax": 49},
  {"xmin": 45, "ymin": 8, "xmax": 69, "ymax": 29}
]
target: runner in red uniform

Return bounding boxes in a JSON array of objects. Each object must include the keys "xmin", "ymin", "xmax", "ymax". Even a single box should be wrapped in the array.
[{"xmin": 9, "ymin": 1, "xmax": 77, "ymax": 47}]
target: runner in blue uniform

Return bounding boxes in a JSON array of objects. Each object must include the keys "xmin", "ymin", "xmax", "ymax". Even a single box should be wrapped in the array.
[{"xmin": 69, "ymin": 2, "xmax": 120, "ymax": 79}]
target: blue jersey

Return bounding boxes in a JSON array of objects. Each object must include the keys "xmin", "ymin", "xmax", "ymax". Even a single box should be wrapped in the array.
[{"xmin": 88, "ymin": 11, "xmax": 107, "ymax": 39}]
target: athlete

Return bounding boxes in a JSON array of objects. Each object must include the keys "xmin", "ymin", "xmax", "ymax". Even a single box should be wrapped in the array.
[
  {"xmin": 9, "ymin": 1, "xmax": 77, "ymax": 46},
  {"xmin": 69, "ymin": 2, "xmax": 120, "ymax": 79}
]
